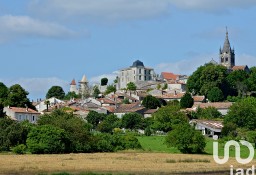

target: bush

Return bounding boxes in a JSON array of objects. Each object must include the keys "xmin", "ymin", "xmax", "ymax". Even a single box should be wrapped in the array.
[
  {"xmin": 27, "ymin": 125, "xmax": 67, "ymax": 154},
  {"xmin": 144, "ymin": 127, "xmax": 152, "ymax": 136},
  {"xmin": 166, "ymin": 123, "xmax": 206, "ymax": 153},
  {"xmin": 12, "ymin": 144, "xmax": 26, "ymax": 154},
  {"xmin": 180, "ymin": 93, "xmax": 194, "ymax": 108}
]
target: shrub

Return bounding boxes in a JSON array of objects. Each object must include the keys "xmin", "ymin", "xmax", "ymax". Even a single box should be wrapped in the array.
[{"xmin": 12, "ymin": 144, "xmax": 26, "ymax": 154}]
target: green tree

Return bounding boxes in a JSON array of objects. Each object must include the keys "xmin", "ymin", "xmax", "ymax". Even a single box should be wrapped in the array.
[
  {"xmin": 123, "ymin": 98, "xmax": 130, "ymax": 104},
  {"xmin": 166, "ymin": 123, "xmax": 206, "ymax": 153},
  {"xmin": 226, "ymin": 70, "xmax": 248, "ymax": 96},
  {"xmin": 221, "ymin": 122, "xmax": 237, "ymax": 138},
  {"xmin": 207, "ymin": 87, "xmax": 224, "ymax": 102},
  {"xmin": 152, "ymin": 105, "xmax": 188, "ymax": 132},
  {"xmin": 0, "ymin": 118, "xmax": 29, "ymax": 151},
  {"xmin": 195, "ymin": 107, "xmax": 222, "ymax": 119},
  {"xmin": 46, "ymin": 86, "xmax": 65, "ymax": 99},
  {"xmin": 180, "ymin": 93, "xmax": 194, "ymax": 108},
  {"xmin": 87, "ymin": 111, "xmax": 106, "ymax": 129},
  {"xmin": 64, "ymin": 92, "xmax": 81, "ymax": 100},
  {"xmin": 246, "ymin": 131, "xmax": 256, "ymax": 148},
  {"xmin": 121, "ymin": 113, "xmax": 143, "ymax": 130},
  {"xmin": 224, "ymin": 97, "xmax": 256, "ymax": 130},
  {"xmin": 0, "ymin": 103, "xmax": 5, "ymax": 118},
  {"xmin": 142, "ymin": 95, "xmax": 161, "ymax": 109},
  {"xmin": 162, "ymin": 83, "xmax": 168, "ymax": 90},
  {"xmin": 5, "ymin": 84, "xmax": 34, "ymax": 109},
  {"xmin": 248, "ymin": 67, "xmax": 256, "ymax": 91},
  {"xmin": 0, "ymin": 82, "xmax": 8, "ymax": 102},
  {"xmin": 101, "ymin": 78, "xmax": 108, "ymax": 86},
  {"xmin": 38, "ymin": 109, "xmax": 93, "ymax": 153},
  {"xmin": 93, "ymin": 86, "xmax": 101, "ymax": 98},
  {"xmin": 187, "ymin": 63, "xmax": 229, "ymax": 97},
  {"xmin": 127, "ymin": 82, "xmax": 137, "ymax": 95},
  {"xmin": 97, "ymin": 114, "xmax": 121, "ymax": 133},
  {"xmin": 105, "ymin": 85, "xmax": 116, "ymax": 95},
  {"xmin": 26, "ymin": 125, "xmax": 67, "ymax": 154}
]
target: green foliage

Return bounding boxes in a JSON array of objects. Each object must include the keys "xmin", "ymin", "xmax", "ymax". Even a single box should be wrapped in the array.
[
  {"xmin": 12, "ymin": 144, "xmax": 26, "ymax": 154},
  {"xmin": 126, "ymin": 82, "xmax": 136, "ymax": 91},
  {"xmin": 224, "ymin": 97, "xmax": 256, "ymax": 130},
  {"xmin": 152, "ymin": 105, "xmax": 188, "ymax": 132},
  {"xmin": 207, "ymin": 87, "xmax": 224, "ymax": 102},
  {"xmin": 5, "ymin": 84, "xmax": 34, "ymax": 109},
  {"xmin": 157, "ymin": 84, "xmax": 161, "ymax": 90},
  {"xmin": 122, "ymin": 98, "xmax": 130, "ymax": 104},
  {"xmin": 27, "ymin": 125, "xmax": 67, "ymax": 154},
  {"xmin": 246, "ymin": 131, "xmax": 256, "ymax": 148},
  {"xmin": 248, "ymin": 67, "xmax": 256, "ymax": 91},
  {"xmin": 142, "ymin": 95, "xmax": 161, "ymax": 109},
  {"xmin": 162, "ymin": 83, "xmax": 168, "ymax": 90},
  {"xmin": 0, "ymin": 103, "xmax": 5, "ymax": 118},
  {"xmin": 180, "ymin": 93, "xmax": 194, "ymax": 108},
  {"xmin": 87, "ymin": 111, "xmax": 106, "ymax": 129},
  {"xmin": 0, "ymin": 118, "xmax": 29, "ymax": 151},
  {"xmin": 221, "ymin": 122, "xmax": 237, "ymax": 138},
  {"xmin": 226, "ymin": 70, "xmax": 249, "ymax": 96},
  {"xmin": 165, "ymin": 123, "xmax": 206, "ymax": 153},
  {"xmin": 46, "ymin": 86, "xmax": 65, "ymax": 99},
  {"xmin": 0, "ymin": 82, "xmax": 8, "ymax": 102},
  {"xmin": 64, "ymin": 92, "xmax": 81, "ymax": 100},
  {"xmin": 105, "ymin": 85, "xmax": 116, "ymax": 95},
  {"xmin": 97, "ymin": 114, "xmax": 121, "ymax": 133},
  {"xmin": 101, "ymin": 78, "xmax": 108, "ymax": 86},
  {"xmin": 38, "ymin": 109, "xmax": 92, "ymax": 153},
  {"xmin": 227, "ymin": 95, "xmax": 242, "ymax": 102},
  {"xmin": 194, "ymin": 107, "xmax": 222, "ymax": 119},
  {"xmin": 93, "ymin": 86, "xmax": 101, "ymax": 98},
  {"xmin": 121, "ymin": 112, "xmax": 143, "ymax": 130},
  {"xmin": 187, "ymin": 64, "xmax": 230, "ymax": 98},
  {"xmin": 144, "ymin": 127, "xmax": 152, "ymax": 136},
  {"xmin": 92, "ymin": 133, "xmax": 142, "ymax": 152}
]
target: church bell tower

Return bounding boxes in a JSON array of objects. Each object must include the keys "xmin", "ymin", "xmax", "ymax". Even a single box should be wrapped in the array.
[{"xmin": 219, "ymin": 27, "xmax": 235, "ymax": 69}]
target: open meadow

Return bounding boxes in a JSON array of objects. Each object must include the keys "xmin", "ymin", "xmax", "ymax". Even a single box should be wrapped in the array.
[{"xmin": 0, "ymin": 136, "xmax": 255, "ymax": 175}]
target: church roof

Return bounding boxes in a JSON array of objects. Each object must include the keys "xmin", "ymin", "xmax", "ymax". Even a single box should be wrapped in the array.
[
  {"xmin": 222, "ymin": 28, "xmax": 231, "ymax": 53},
  {"xmin": 232, "ymin": 65, "xmax": 248, "ymax": 71},
  {"xmin": 70, "ymin": 79, "xmax": 76, "ymax": 85},
  {"xmin": 209, "ymin": 58, "xmax": 218, "ymax": 65},
  {"xmin": 80, "ymin": 75, "xmax": 88, "ymax": 83},
  {"xmin": 131, "ymin": 60, "xmax": 144, "ymax": 67}
]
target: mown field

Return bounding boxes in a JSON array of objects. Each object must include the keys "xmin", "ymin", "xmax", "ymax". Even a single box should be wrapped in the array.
[{"xmin": 0, "ymin": 136, "xmax": 255, "ymax": 175}]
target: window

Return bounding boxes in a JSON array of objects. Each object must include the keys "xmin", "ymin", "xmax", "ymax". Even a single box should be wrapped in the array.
[
  {"xmin": 32, "ymin": 116, "xmax": 35, "ymax": 121},
  {"xmin": 139, "ymin": 76, "xmax": 141, "ymax": 80},
  {"xmin": 221, "ymin": 57, "xmax": 224, "ymax": 62},
  {"xmin": 139, "ymin": 69, "xmax": 141, "ymax": 74},
  {"xmin": 19, "ymin": 115, "xmax": 21, "ymax": 120},
  {"xmin": 225, "ymin": 57, "xmax": 228, "ymax": 62},
  {"xmin": 144, "ymin": 70, "xmax": 147, "ymax": 74}
]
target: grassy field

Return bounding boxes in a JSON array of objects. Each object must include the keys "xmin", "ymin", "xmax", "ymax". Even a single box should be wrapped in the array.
[
  {"xmin": 137, "ymin": 136, "xmax": 256, "ymax": 158},
  {"xmin": 0, "ymin": 136, "xmax": 255, "ymax": 175},
  {"xmin": 0, "ymin": 152, "xmax": 255, "ymax": 175}
]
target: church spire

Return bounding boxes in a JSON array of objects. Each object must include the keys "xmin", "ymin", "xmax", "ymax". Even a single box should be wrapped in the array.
[{"xmin": 222, "ymin": 27, "xmax": 231, "ymax": 53}]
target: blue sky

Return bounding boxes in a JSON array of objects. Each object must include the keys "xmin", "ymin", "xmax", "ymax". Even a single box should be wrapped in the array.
[{"xmin": 0, "ymin": 0, "xmax": 256, "ymax": 100}]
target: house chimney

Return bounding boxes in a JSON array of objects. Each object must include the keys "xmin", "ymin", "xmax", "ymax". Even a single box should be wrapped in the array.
[{"xmin": 25, "ymin": 104, "xmax": 28, "ymax": 112}]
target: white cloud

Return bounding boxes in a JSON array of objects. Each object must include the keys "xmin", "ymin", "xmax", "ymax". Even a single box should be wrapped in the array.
[
  {"xmin": 90, "ymin": 71, "xmax": 119, "ymax": 85},
  {"xmin": 170, "ymin": 0, "xmax": 256, "ymax": 12},
  {"xmin": 0, "ymin": 77, "xmax": 69, "ymax": 100},
  {"xmin": 155, "ymin": 54, "xmax": 218, "ymax": 75},
  {"xmin": 28, "ymin": 0, "xmax": 256, "ymax": 22},
  {"xmin": 29, "ymin": 0, "xmax": 171, "ymax": 21},
  {"xmin": 0, "ymin": 15, "xmax": 79, "ymax": 42}
]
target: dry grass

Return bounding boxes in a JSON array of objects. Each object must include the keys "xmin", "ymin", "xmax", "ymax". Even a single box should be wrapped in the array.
[{"xmin": 0, "ymin": 153, "xmax": 255, "ymax": 175}]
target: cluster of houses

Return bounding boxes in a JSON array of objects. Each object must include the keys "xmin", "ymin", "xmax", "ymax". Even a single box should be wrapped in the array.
[{"xmin": 3, "ymin": 29, "xmax": 250, "ymax": 139}]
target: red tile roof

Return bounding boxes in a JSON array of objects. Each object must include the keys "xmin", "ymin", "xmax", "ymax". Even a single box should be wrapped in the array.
[
  {"xmin": 193, "ymin": 96, "xmax": 205, "ymax": 102},
  {"xmin": 156, "ymin": 93, "xmax": 185, "ymax": 99},
  {"xmin": 161, "ymin": 72, "xmax": 178, "ymax": 80},
  {"xmin": 191, "ymin": 119, "xmax": 223, "ymax": 129},
  {"xmin": 232, "ymin": 65, "xmax": 248, "ymax": 71},
  {"xmin": 8, "ymin": 107, "xmax": 40, "ymax": 114},
  {"xmin": 70, "ymin": 79, "xmax": 76, "ymax": 85},
  {"xmin": 193, "ymin": 102, "xmax": 233, "ymax": 109}
]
